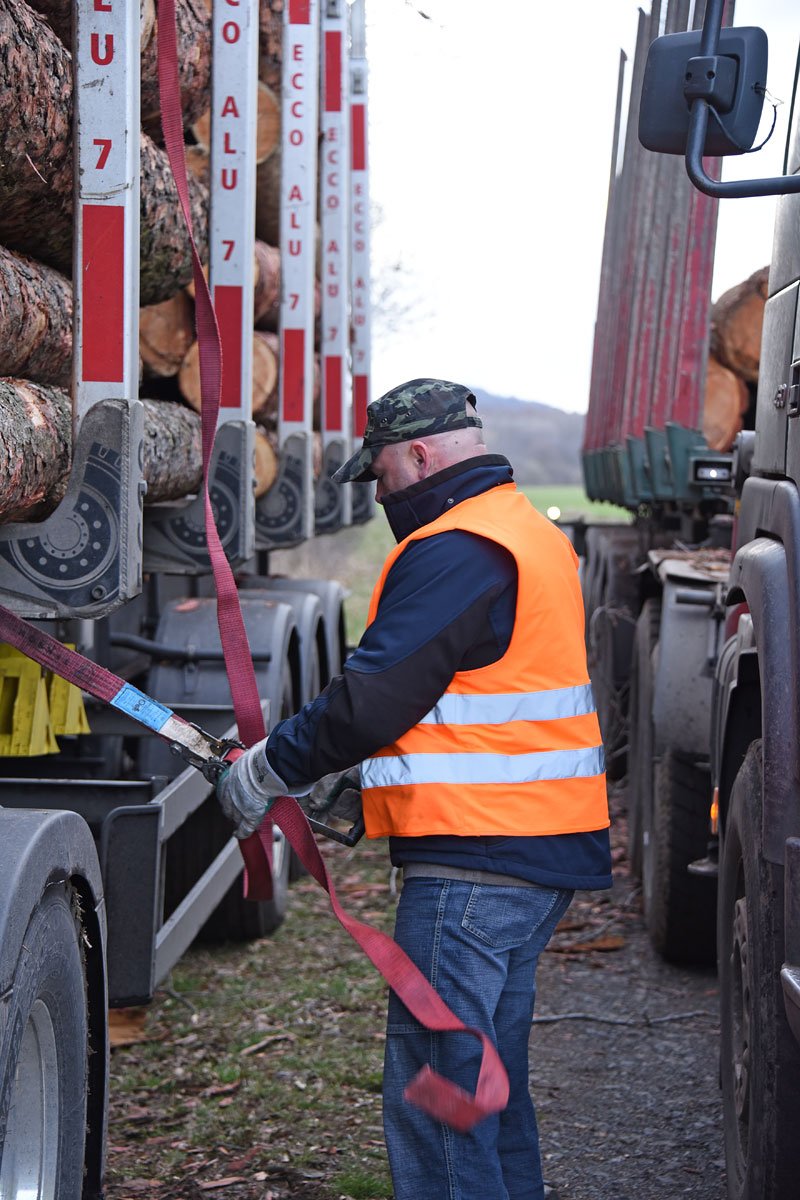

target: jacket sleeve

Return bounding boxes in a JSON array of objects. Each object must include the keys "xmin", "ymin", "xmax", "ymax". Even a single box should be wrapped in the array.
[{"xmin": 265, "ymin": 530, "xmax": 517, "ymax": 788}]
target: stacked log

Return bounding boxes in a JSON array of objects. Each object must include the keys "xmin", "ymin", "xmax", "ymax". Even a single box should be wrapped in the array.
[
  {"xmin": 140, "ymin": 0, "xmax": 211, "ymax": 141},
  {"xmin": 177, "ymin": 331, "xmax": 279, "ymax": 420},
  {"xmin": 0, "ymin": 0, "xmax": 331, "ymax": 521},
  {"xmin": 140, "ymin": 293, "xmax": 196, "ymax": 379},
  {"xmin": 710, "ymin": 266, "xmax": 769, "ymax": 385},
  {"xmin": 192, "ymin": 82, "xmax": 281, "ymax": 165},
  {"xmin": 0, "ymin": 0, "xmax": 209, "ymax": 303},
  {"xmin": 258, "ymin": 0, "xmax": 284, "ymax": 92},
  {"xmin": 25, "ymin": 0, "xmax": 156, "ymax": 52},
  {"xmin": 0, "ymin": 247, "xmax": 72, "ymax": 388},
  {"xmin": 703, "ymin": 266, "xmax": 768, "ymax": 451},
  {"xmin": 0, "ymin": 384, "xmax": 204, "ymax": 522}
]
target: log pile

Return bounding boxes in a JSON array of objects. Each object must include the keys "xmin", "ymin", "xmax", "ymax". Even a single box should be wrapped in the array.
[
  {"xmin": 0, "ymin": 0, "xmax": 328, "ymax": 525},
  {"xmin": 703, "ymin": 266, "xmax": 768, "ymax": 451}
]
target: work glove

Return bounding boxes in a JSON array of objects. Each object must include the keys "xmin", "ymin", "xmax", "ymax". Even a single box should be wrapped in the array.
[
  {"xmin": 302, "ymin": 768, "xmax": 362, "ymax": 823},
  {"xmin": 217, "ymin": 738, "xmax": 291, "ymax": 839}
]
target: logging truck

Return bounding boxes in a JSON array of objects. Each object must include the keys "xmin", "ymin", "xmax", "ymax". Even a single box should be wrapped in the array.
[
  {"xmin": 579, "ymin": 1, "xmax": 800, "ymax": 1194},
  {"xmin": 0, "ymin": 0, "xmax": 371, "ymax": 1192}
]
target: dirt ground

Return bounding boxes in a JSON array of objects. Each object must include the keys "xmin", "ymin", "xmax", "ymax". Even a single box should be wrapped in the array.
[
  {"xmin": 106, "ymin": 781, "xmax": 726, "ymax": 1200},
  {"xmin": 532, "ymin": 782, "xmax": 725, "ymax": 1200}
]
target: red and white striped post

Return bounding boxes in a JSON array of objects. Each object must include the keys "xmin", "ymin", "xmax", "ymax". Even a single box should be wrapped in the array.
[
  {"xmin": 348, "ymin": 0, "xmax": 373, "ymax": 522},
  {"xmin": 73, "ymin": 0, "xmax": 140, "ymax": 426},
  {"xmin": 316, "ymin": 0, "xmax": 352, "ymax": 530},
  {"xmin": 277, "ymin": 0, "xmax": 320, "ymax": 543},
  {"xmin": 210, "ymin": 0, "xmax": 259, "ymax": 425}
]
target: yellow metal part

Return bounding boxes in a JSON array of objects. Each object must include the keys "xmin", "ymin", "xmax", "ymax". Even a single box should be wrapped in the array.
[
  {"xmin": 0, "ymin": 646, "xmax": 60, "ymax": 755},
  {"xmin": 710, "ymin": 786, "xmax": 720, "ymax": 836},
  {"xmin": 46, "ymin": 645, "xmax": 91, "ymax": 736}
]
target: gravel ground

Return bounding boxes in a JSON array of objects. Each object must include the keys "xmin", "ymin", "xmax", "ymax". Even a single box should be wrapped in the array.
[{"xmin": 532, "ymin": 783, "xmax": 726, "ymax": 1200}]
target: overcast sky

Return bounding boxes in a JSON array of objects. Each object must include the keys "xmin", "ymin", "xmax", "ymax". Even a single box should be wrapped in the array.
[{"xmin": 364, "ymin": 1, "xmax": 798, "ymax": 413}]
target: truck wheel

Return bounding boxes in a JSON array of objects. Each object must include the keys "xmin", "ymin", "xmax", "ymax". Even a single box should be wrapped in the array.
[
  {"xmin": 627, "ymin": 598, "xmax": 660, "ymax": 880},
  {"xmin": 719, "ymin": 741, "xmax": 800, "ymax": 1199},
  {"xmin": 643, "ymin": 747, "xmax": 716, "ymax": 964},
  {"xmin": 0, "ymin": 883, "xmax": 88, "ymax": 1200}
]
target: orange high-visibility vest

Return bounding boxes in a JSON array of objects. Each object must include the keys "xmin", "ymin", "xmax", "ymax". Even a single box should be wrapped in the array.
[{"xmin": 360, "ymin": 483, "xmax": 608, "ymax": 838}]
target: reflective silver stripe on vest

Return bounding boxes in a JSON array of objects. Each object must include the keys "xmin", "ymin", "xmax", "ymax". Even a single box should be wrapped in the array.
[
  {"xmin": 361, "ymin": 744, "xmax": 605, "ymax": 789},
  {"xmin": 418, "ymin": 683, "xmax": 597, "ymax": 726}
]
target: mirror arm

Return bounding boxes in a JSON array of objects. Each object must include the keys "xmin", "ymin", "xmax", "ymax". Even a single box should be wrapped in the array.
[{"xmin": 684, "ymin": 0, "xmax": 800, "ymax": 199}]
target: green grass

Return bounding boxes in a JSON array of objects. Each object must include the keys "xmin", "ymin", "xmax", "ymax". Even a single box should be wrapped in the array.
[
  {"xmin": 521, "ymin": 484, "xmax": 631, "ymax": 523},
  {"xmin": 107, "ymin": 842, "xmax": 397, "ymax": 1198},
  {"xmin": 332, "ymin": 1168, "xmax": 393, "ymax": 1199}
]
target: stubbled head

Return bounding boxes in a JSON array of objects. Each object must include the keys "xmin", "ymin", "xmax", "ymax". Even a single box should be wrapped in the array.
[{"xmin": 333, "ymin": 378, "xmax": 485, "ymax": 488}]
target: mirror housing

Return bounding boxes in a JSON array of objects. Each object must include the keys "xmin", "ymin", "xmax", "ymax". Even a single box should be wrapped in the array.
[{"xmin": 639, "ymin": 26, "xmax": 767, "ymax": 156}]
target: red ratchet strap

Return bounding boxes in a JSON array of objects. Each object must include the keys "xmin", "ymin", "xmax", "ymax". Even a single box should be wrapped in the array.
[
  {"xmin": 156, "ymin": 0, "xmax": 274, "ymax": 902},
  {"xmin": 0, "ymin": 603, "xmax": 509, "ymax": 1128},
  {"xmin": 160, "ymin": 0, "xmax": 509, "ymax": 1130},
  {"xmin": 268, "ymin": 794, "xmax": 510, "ymax": 1129}
]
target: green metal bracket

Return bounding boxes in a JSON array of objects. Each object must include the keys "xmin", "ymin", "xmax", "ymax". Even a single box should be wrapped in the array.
[
  {"xmin": 626, "ymin": 435, "xmax": 653, "ymax": 502},
  {"xmin": 665, "ymin": 422, "xmax": 709, "ymax": 501},
  {"xmin": 644, "ymin": 427, "xmax": 675, "ymax": 501}
]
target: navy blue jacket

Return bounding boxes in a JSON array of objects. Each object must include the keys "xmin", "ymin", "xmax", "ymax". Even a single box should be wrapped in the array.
[{"xmin": 266, "ymin": 455, "xmax": 612, "ymax": 890}]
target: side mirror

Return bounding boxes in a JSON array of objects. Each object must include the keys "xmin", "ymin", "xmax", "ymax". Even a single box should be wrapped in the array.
[
  {"xmin": 639, "ymin": 26, "xmax": 768, "ymax": 156},
  {"xmin": 635, "ymin": 0, "xmax": 800, "ymax": 200}
]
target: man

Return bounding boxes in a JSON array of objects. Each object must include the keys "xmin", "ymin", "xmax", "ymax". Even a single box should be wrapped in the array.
[{"xmin": 219, "ymin": 378, "xmax": 612, "ymax": 1200}]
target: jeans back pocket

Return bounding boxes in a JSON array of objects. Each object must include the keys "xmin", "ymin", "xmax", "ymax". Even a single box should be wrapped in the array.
[{"xmin": 461, "ymin": 883, "xmax": 567, "ymax": 951}]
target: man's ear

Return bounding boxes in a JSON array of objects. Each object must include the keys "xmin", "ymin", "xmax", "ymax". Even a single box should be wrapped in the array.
[{"xmin": 409, "ymin": 439, "xmax": 432, "ymax": 477}]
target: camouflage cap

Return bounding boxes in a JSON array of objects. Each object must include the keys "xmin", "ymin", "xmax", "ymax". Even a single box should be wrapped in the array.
[{"xmin": 333, "ymin": 378, "xmax": 482, "ymax": 484}]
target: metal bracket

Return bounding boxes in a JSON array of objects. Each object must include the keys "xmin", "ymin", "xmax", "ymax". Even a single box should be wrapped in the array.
[
  {"xmin": 0, "ymin": 399, "xmax": 145, "ymax": 619},
  {"xmin": 255, "ymin": 432, "xmax": 308, "ymax": 548},
  {"xmin": 143, "ymin": 421, "xmax": 255, "ymax": 573},
  {"xmin": 314, "ymin": 439, "xmax": 347, "ymax": 532}
]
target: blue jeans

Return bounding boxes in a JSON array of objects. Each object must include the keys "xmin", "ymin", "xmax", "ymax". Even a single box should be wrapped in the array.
[{"xmin": 383, "ymin": 876, "xmax": 574, "ymax": 1200}]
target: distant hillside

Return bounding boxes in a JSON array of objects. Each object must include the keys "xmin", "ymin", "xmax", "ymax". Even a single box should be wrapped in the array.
[{"xmin": 471, "ymin": 389, "xmax": 585, "ymax": 485}]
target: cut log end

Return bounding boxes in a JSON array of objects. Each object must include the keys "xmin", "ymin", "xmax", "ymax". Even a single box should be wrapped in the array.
[
  {"xmin": 703, "ymin": 355, "xmax": 748, "ymax": 452},
  {"xmin": 710, "ymin": 265, "xmax": 769, "ymax": 385},
  {"xmin": 178, "ymin": 333, "xmax": 278, "ymax": 419},
  {"xmin": 140, "ymin": 292, "xmax": 196, "ymax": 379},
  {"xmin": 192, "ymin": 82, "xmax": 280, "ymax": 163}
]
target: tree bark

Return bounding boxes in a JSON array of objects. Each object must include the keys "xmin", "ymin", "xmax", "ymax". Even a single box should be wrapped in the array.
[
  {"xmin": 140, "ymin": 291, "xmax": 196, "ymax": 379},
  {"xmin": 258, "ymin": 0, "xmax": 283, "ymax": 92},
  {"xmin": 139, "ymin": 131, "xmax": 209, "ymax": 305},
  {"xmin": 0, "ymin": 245, "xmax": 72, "ymax": 388},
  {"xmin": 0, "ymin": 382, "xmax": 205, "ymax": 521},
  {"xmin": 26, "ymin": 0, "xmax": 155, "ymax": 50},
  {"xmin": 192, "ymin": 81, "xmax": 280, "ymax": 164},
  {"xmin": 0, "ymin": 379, "xmax": 72, "ymax": 521},
  {"xmin": 0, "ymin": 0, "xmax": 74, "ymax": 270},
  {"xmin": 710, "ymin": 266, "xmax": 769, "ymax": 385},
  {"xmin": 703, "ymin": 355, "xmax": 747, "ymax": 452},
  {"xmin": 0, "ymin": 0, "xmax": 208, "ymax": 302},
  {"xmin": 140, "ymin": 0, "xmax": 212, "ymax": 142},
  {"xmin": 141, "ymin": 397, "xmax": 203, "ymax": 501}
]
